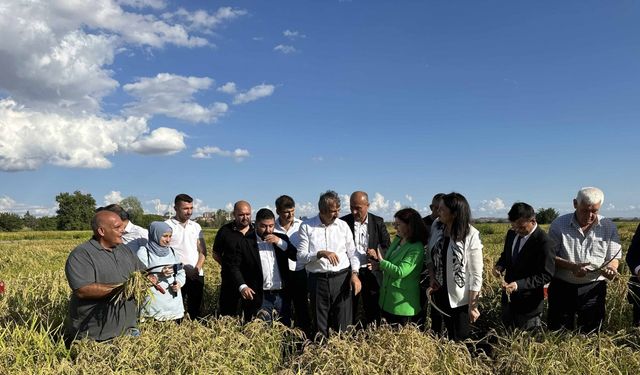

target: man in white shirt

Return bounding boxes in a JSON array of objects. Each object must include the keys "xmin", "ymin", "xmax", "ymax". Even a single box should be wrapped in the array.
[
  {"xmin": 297, "ymin": 190, "xmax": 362, "ymax": 338},
  {"xmin": 273, "ymin": 195, "xmax": 310, "ymax": 336},
  {"xmin": 165, "ymin": 194, "xmax": 207, "ymax": 320},
  {"xmin": 230, "ymin": 208, "xmax": 297, "ymax": 324},
  {"xmin": 548, "ymin": 187, "xmax": 621, "ymax": 332}
]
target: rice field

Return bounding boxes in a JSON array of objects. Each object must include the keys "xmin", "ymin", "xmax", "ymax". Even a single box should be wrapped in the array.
[{"xmin": 1, "ymin": 222, "xmax": 639, "ymax": 374}]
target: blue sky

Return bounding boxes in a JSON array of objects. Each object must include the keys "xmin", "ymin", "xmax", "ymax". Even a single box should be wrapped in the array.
[{"xmin": 0, "ymin": 0, "xmax": 639, "ymax": 220}]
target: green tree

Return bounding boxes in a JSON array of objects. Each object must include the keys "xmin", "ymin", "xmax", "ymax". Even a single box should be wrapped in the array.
[
  {"xmin": 56, "ymin": 191, "xmax": 96, "ymax": 230},
  {"xmin": 35, "ymin": 216, "xmax": 58, "ymax": 231},
  {"xmin": 536, "ymin": 207, "xmax": 560, "ymax": 224},
  {"xmin": 0, "ymin": 212, "xmax": 23, "ymax": 231},
  {"xmin": 22, "ymin": 211, "xmax": 37, "ymax": 229},
  {"xmin": 120, "ymin": 196, "xmax": 144, "ymax": 224},
  {"xmin": 137, "ymin": 214, "xmax": 165, "ymax": 229}
]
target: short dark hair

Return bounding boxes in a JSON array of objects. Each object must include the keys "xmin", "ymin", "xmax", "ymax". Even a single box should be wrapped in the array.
[
  {"xmin": 275, "ymin": 195, "xmax": 295, "ymax": 211},
  {"xmin": 256, "ymin": 208, "xmax": 275, "ymax": 223},
  {"xmin": 394, "ymin": 208, "xmax": 428, "ymax": 245},
  {"xmin": 100, "ymin": 204, "xmax": 130, "ymax": 221},
  {"xmin": 318, "ymin": 190, "xmax": 340, "ymax": 212},
  {"xmin": 508, "ymin": 202, "xmax": 535, "ymax": 222},
  {"xmin": 442, "ymin": 192, "xmax": 472, "ymax": 242},
  {"xmin": 174, "ymin": 194, "xmax": 193, "ymax": 206}
]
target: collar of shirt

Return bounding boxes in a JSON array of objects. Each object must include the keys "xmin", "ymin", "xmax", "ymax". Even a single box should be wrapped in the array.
[
  {"xmin": 521, "ymin": 223, "xmax": 537, "ymax": 241},
  {"xmin": 124, "ymin": 220, "xmax": 134, "ymax": 234},
  {"xmin": 275, "ymin": 217, "xmax": 302, "ymax": 234},
  {"xmin": 570, "ymin": 213, "xmax": 601, "ymax": 230}
]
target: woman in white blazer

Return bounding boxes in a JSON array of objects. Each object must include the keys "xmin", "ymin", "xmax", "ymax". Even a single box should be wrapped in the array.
[{"xmin": 426, "ymin": 192, "xmax": 483, "ymax": 341}]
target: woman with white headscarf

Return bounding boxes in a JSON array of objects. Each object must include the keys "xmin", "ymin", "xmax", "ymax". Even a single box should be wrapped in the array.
[{"xmin": 137, "ymin": 221, "xmax": 186, "ymax": 322}]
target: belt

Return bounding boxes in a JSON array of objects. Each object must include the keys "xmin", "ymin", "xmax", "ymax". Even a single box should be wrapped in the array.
[{"xmin": 311, "ymin": 268, "xmax": 350, "ymax": 279}]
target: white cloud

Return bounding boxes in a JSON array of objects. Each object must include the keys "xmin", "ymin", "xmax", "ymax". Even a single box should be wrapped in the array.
[
  {"xmin": 217, "ymin": 82, "xmax": 238, "ymax": 95},
  {"xmin": 0, "ymin": 1, "xmax": 242, "ymax": 113},
  {"xmin": 117, "ymin": 0, "xmax": 167, "ymax": 9},
  {"xmin": 165, "ymin": 7, "xmax": 247, "ymax": 33},
  {"xmin": 312, "ymin": 156, "xmax": 324, "ymax": 162},
  {"xmin": 0, "ymin": 99, "xmax": 185, "ymax": 171},
  {"xmin": 192, "ymin": 146, "xmax": 250, "ymax": 162},
  {"xmin": 0, "ymin": 195, "xmax": 57, "ymax": 216},
  {"xmin": 405, "ymin": 194, "xmax": 413, "ymax": 202},
  {"xmin": 252, "ymin": 36, "xmax": 264, "ymax": 41},
  {"xmin": 296, "ymin": 201, "xmax": 316, "ymax": 218},
  {"xmin": 273, "ymin": 44, "xmax": 297, "ymax": 54},
  {"xmin": 123, "ymin": 73, "xmax": 228, "ymax": 123},
  {"xmin": 604, "ymin": 203, "xmax": 616, "ymax": 211},
  {"xmin": 477, "ymin": 198, "xmax": 507, "ymax": 213},
  {"xmin": 147, "ymin": 198, "xmax": 170, "ymax": 215},
  {"xmin": 104, "ymin": 191, "xmax": 124, "ymax": 205},
  {"xmin": 369, "ymin": 192, "xmax": 390, "ymax": 212},
  {"xmin": 392, "ymin": 201, "xmax": 403, "ymax": 212},
  {"xmin": 233, "ymin": 84, "xmax": 275, "ymax": 105},
  {"xmin": 0, "ymin": 196, "xmax": 17, "ymax": 211},
  {"xmin": 283, "ymin": 30, "xmax": 306, "ymax": 39},
  {"xmin": 225, "ymin": 202, "xmax": 234, "ymax": 211},
  {"xmin": 193, "ymin": 198, "xmax": 215, "ymax": 215},
  {"xmin": 129, "ymin": 127, "xmax": 185, "ymax": 155}
]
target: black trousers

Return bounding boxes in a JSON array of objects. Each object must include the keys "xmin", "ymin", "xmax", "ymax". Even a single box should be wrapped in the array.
[
  {"xmin": 430, "ymin": 288, "xmax": 470, "ymax": 341},
  {"xmin": 547, "ymin": 278, "xmax": 606, "ymax": 333},
  {"xmin": 352, "ymin": 267, "xmax": 381, "ymax": 328},
  {"xmin": 289, "ymin": 269, "xmax": 312, "ymax": 336},
  {"xmin": 501, "ymin": 301, "xmax": 542, "ymax": 330},
  {"xmin": 182, "ymin": 275, "xmax": 204, "ymax": 320},
  {"xmin": 308, "ymin": 269, "xmax": 353, "ymax": 338},
  {"xmin": 218, "ymin": 269, "xmax": 241, "ymax": 317}
]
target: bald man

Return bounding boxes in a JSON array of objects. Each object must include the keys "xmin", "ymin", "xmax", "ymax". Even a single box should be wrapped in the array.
[
  {"xmin": 341, "ymin": 191, "xmax": 391, "ymax": 327},
  {"xmin": 212, "ymin": 201, "xmax": 254, "ymax": 317},
  {"xmin": 64, "ymin": 211, "xmax": 145, "ymax": 346}
]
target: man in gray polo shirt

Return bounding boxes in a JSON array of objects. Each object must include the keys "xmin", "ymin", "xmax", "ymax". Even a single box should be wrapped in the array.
[{"xmin": 64, "ymin": 211, "xmax": 145, "ymax": 345}]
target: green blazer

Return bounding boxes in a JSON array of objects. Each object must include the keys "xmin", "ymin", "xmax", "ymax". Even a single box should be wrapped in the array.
[{"xmin": 378, "ymin": 236, "xmax": 424, "ymax": 316}]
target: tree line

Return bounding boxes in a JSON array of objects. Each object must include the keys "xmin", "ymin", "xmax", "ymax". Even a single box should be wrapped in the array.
[{"xmin": 0, "ymin": 191, "xmax": 562, "ymax": 232}]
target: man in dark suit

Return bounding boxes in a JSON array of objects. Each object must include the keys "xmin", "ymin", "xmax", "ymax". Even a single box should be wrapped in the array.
[
  {"xmin": 229, "ymin": 208, "xmax": 297, "ymax": 324},
  {"xmin": 341, "ymin": 191, "xmax": 391, "ymax": 327},
  {"xmin": 625, "ymin": 223, "xmax": 640, "ymax": 326},
  {"xmin": 493, "ymin": 202, "xmax": 555, "ymax": 330}
]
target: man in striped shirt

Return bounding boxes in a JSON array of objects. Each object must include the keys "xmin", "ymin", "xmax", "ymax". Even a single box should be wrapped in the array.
[{"xmin": 547, "ymin": 187, "xmax": 621, "ymax": 333}]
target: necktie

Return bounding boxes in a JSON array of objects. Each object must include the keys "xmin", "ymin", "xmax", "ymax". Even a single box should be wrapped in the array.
[{"xmin": 512, "ymin": 235, "xmax": 522, "ymax": 263}]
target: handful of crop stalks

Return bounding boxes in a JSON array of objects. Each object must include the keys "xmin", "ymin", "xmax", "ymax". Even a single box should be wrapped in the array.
[{"xmin": 111, "ymin": 271, "xmax": 153, "ymax": 308}]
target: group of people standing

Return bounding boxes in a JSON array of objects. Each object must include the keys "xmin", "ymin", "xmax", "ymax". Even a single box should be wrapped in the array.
[{"xmin": 63, "ymin": 186, "xmax": 639, "ymax": 346}]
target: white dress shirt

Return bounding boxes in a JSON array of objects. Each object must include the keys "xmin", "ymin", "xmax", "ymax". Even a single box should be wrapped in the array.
[
  {"xmin": 297, "ymin": 215, "xmax": 359, "ymax": 273},
  {"xmin": 512, "ymin": 223, "xmax": 537, "ymax": 257},
  {"xmin": 122, "ymin": 221, "xmax": 148, "ymax": 252},
  {"xmin": 353, "ymin": 217, "xmax": 370, "ymax": 268},
  {"xmin": 239, "ymin": 234, "xmax": 287, "ymax": 292},
  {"xmin": 165, "ymin": 218, "xmax": 204, "ymax": 269},
  {"xmin": 274, "ymin": 217, "xmax": 304, "ymax": 271}
]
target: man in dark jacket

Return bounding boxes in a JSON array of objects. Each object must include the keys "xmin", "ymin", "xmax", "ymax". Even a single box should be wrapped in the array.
[
  {"xmin": 493, "ymin": 202, "xmax": 555, "ymax": 329},
  {"xmin": 229, "ymin": 208, "xmax": 297, "ymax": 324},
  {"xmin": 341, "ymin": 191, "xmax": 391, "ymax": 327}
]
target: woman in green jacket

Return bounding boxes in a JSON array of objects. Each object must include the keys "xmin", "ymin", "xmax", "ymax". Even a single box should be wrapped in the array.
[{"xmin": 368, "ymin": 208, "xmax": 428, "ymax": 325}]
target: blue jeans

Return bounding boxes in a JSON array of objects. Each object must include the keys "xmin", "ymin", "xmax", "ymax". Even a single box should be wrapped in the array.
[{"xmin": 258, "ymin": 291, "xmax": 291, "ymax": 326}]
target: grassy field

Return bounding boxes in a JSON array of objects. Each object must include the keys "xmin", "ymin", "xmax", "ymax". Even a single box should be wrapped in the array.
[{"xmin": 0, "ymin": 222, "xmax": 639, "ymax": 374}]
